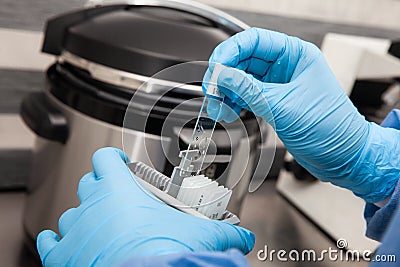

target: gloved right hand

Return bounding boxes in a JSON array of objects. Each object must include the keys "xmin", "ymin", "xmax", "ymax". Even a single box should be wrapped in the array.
[{"xmin": 203, "ymin": 28, "xmax": 400, "ymax": 203}]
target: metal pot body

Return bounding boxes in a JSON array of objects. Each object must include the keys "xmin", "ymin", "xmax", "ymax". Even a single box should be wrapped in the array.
[
  {"xmin": 23, "ymin": 90, "xmax": 164, "ymax": 239},
  {"xmin": 23, "ymin": 89, "xmax": 260, "ymax": 240}
]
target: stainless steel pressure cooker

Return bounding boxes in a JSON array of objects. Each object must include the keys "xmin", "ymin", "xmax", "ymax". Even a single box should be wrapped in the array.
[{"xmin": 20, "ymin": 0, "xmax": 263, "ymax": 245}]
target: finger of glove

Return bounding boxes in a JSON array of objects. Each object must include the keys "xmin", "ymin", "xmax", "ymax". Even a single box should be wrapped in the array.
[
  {"xmin": 37, "ymin": 230, "xmax": 60, "ymax": 263},
  {"xmin": 206, "ymin": 99, "xmax": 240, "ymax": 123},
  {"xmin": 206, "ymin": 99, "xmax": 223, "ymax": 122},
  {"xmin": 91, "ymin": 147, "xmax": 150, "ymax": 196},
  {"xmin": 221, "ymin": 97, "xmax": 241, "ymax": 123},
  {"xmin": 203, "ymin": 69, "xmax": 223, "ymax": 121},
  {"xmin": 77, "ymin": 172, "xmax": 97, "ymax": 203},
  {"xmin": 226, "ymin": 59, "xmax": 272, "ymax": 80},
  {"xmin": 209, "ymin": 28, "xmax": 288, "ymax": 71},
  {"xmin": 202, "ymin": 68, "xmax": 212, "ymax": 95},
  {"xmin": 58, "ymin": 207, "xmax": 79, "ymax": 237},
  {"xmin": 217, "ymin": 67, "xmax": 280, "ymax": 124},
  {"xmin": 217, "ymin": 68, "xmax": 263, "ymax": 112},
  {"xmin": 240, "ymin": 57, "xmax": 271, "ymax": 79},
  {"xmin": 92, "ymin": 147, "xmax": 131, "ymax": 179},
  {"xmin": 214, "ymin": 222, "xmax": 255, "ymax": 254},
  {"xmin": 203, "ymin": 68, "xmax": 241, "ymax": 123}
]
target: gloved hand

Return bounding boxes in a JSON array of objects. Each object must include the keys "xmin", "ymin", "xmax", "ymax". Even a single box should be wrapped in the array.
[
  {"xmin": 203, "ymin": 27, "xmax": 400, "ymax": 203},
  {"xmin": 36, "ymin": 147, "xmax": 254, "ymax": 267}
]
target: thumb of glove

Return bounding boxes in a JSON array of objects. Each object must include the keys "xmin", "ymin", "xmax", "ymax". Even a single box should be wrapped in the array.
[
  {"xmin": 217, "ymin": 67, "xmax": 276, "ymax": 123},
  {"xmin": 213, "ymin": 221, "xmax": 255, "ymax": 254},
  {"xmin": 37, "ymin": 230, "xmax": 60, "ymax": 263}
]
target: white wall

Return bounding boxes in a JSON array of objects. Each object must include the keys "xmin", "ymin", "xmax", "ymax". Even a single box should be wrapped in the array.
[{"xmin": 197, "ymin": 0, "xmax": 400, "ymax": 30}]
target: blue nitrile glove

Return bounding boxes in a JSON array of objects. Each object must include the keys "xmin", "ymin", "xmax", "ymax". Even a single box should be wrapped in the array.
[
  {"xmin": 203, "ymin": 27, "xmax": 400, "ymax": 203},
  {"xmin": 36, "ymin": 147, "xmax": 254, "ymax": 267}
]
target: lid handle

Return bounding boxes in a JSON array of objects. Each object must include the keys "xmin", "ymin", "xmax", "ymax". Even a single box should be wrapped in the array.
[{"xmin": 85, "ymin": 0, "xmax": 250, "ymax": 32}]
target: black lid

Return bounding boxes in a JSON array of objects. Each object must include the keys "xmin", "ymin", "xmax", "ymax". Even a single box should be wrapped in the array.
[
  {"xmin": 46, "ymin": 63, "xmax": 259, "ymax": 136},
  {"xmin": 42, "ymin": 5, "xmax": 237, "ymax": 77}
]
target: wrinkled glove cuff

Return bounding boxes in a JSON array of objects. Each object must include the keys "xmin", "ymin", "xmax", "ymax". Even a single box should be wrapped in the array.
[{"xmin": 351, "ymin": 123, "xmax": 400, "ymax": 203}]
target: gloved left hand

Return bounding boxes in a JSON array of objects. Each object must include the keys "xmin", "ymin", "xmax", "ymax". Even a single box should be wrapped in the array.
[{"xmin": 36, "ymin": 147, "xmax": 254, "ymax": 267}]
